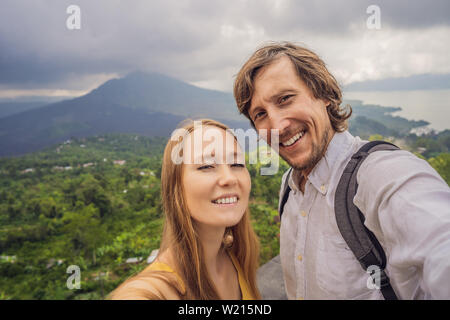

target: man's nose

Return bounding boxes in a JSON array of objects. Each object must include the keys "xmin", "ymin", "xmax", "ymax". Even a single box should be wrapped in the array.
[
  {"xmin": 262, "ymin": 109, "xmax": 290, "ymax": 145},
  {"xmin": 267, "ymin": 108, "xmax": 290, "ymax": 133}
]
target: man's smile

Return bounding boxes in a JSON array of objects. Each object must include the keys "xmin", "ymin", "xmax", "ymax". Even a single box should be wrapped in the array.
[{"xmin": 279, "ymin": 129, "xmax": 308, "ymax": 152}]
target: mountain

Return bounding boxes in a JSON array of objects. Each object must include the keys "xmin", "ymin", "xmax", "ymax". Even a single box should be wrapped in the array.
[
  {"xmin": 87, "ymin": 72, "xmax": 241, "ymax": 120},
  {"xmin": 0, "ymin": 96, "xmax": 73, "ymax": 119},
  {"xmin": 0, "ymin": 73, "xmax": 250, "ymax": 157},
  {"xmin": 0, "ymin": 101, "xmax": 47, "ymax": 119},
  {"xmin": 344, "ymin": 73, "xmax": 450, "ymax": 91}
]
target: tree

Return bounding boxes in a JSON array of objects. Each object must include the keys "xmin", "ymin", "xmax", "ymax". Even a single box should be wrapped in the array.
[
  {"xmin": 428, "ymin": 153, "xmax": 450, "ymax": 185},
  {"xmin": 73, "ymin": 174, "xmax": 112, "ymax": 218},
  {"xmin": 39, "ymin": 197, "xmax": 58, "ymax": 219},
  {"xmin": 61, "ymin": 205, "xmax": 106, "ymax": 262}
]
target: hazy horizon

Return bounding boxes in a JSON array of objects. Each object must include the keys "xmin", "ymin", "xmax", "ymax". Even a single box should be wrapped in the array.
[{"xmin": 344, "ymin": 89, "xmax": 450, "ymax": 132}]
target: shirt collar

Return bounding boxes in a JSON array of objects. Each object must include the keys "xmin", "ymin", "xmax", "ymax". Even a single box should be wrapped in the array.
[{"xmin": 288, "ymin": 130, "xmax": 356, "ymax": 195}]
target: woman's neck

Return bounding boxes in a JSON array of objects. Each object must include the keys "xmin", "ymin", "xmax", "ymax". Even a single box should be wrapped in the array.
[{"xmin": 195, "ymin": 223, "xmax": 227, "ymax": 276}]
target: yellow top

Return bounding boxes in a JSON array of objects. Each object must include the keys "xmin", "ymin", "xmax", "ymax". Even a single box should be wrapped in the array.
[{"xmin": 148, "ymin": 250, "xmax": 255, "ymax": 300}]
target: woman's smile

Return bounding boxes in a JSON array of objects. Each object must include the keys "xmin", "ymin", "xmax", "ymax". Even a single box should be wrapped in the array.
[{"xmin": 211, "ymin": 194, "xmax": 239, "ymax": 206}]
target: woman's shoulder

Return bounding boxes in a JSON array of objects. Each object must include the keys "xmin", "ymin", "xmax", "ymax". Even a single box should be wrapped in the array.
[{"xmin": 108, "ymin": 260, "xmax": 184, "ymax": 300}]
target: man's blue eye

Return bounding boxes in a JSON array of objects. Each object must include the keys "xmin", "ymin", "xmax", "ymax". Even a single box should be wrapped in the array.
[
  {"xmin": 280, "ymin": 95, "xmax": 293, "ymax": 103},
  {"xmin": 254, "ymin": 111, "xmax": 265, "ymax": 121}
]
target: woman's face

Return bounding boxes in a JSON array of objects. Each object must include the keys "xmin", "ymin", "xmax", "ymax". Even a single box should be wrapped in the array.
[{"xmin": 181, "ymin": 126, "xmax": 251, "ymax": 228}]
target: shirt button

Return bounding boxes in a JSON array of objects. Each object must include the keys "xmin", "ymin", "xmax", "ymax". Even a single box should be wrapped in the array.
[
  {"xmin": 300, "ymin": 210, "xmax": 307, "ymax": 217},
  {"xmin": 297, "ymin": 255, "xmax": 303, "ymax": 261},
  {"xmin": 320, "ymin": 184, "xmax": 326, "ymax": 193}
]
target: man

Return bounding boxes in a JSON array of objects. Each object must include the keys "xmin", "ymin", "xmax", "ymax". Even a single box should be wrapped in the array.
[{"xmin": 233, "ymin": 42, "xmax": 450, "ymax": 299}]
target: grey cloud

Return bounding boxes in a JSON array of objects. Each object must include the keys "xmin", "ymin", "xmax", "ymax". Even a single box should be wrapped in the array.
[
  {"xmin": 0, "ymin": 0, "xmax": 221, "ymax": 88},
  {"xmin": 237, "ymin": 0, "xmax": 450, "ymax": 38},
  {"xmin": 0, "ymin": 0, "xmax": 449, "ymax": 91},
  {"xmin": 376, "ymin": 0, "xmax": 450, "ymax": 29}
]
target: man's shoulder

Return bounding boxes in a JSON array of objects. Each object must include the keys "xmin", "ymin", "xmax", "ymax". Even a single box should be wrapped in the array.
[
  {"xmin": 359, "ymin": 148, "xmax": 438, "ymax": 181},
  {"xmin": 354, "ymin": 147, "xmax": 448, "ymax": 210}
]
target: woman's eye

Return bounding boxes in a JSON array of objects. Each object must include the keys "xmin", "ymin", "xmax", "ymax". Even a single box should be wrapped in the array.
[
  {"xmin": 231, "ymin": 163, "xmax": 245, "ymax": 168},
  {"xmin": 198, "ymin": 165, "xmax": 214, "ymax": 170}
]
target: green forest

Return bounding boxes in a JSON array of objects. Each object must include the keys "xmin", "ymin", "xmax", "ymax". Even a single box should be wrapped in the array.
[{"xmin": 0, "ymin": 128, "xmax": 449, "ymax": 300}]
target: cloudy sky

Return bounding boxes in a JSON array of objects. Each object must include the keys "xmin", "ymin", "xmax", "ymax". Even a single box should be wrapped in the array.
[{"xmin": 1, "ymin": 0, "xmax": 449, "ymax": 98}]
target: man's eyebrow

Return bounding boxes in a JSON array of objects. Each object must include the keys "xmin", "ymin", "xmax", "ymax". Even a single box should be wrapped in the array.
[
  {"xmin": 271, "ymin": 89, "xmax": 298, "ymax": 100},
  {"xmin": 250, "ymin": 89, "xmax": 297, "ymax": 114}
]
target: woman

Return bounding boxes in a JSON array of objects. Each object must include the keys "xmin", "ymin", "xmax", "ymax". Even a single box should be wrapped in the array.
[{"xmin": 109, "ymin": 119, "xmax": 261, "ymax": 299}]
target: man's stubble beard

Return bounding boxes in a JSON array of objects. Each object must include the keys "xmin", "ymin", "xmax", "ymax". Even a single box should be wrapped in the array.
[{"xmin": 284, "ymin": 126, "xmax": 332, "ymax": 174}]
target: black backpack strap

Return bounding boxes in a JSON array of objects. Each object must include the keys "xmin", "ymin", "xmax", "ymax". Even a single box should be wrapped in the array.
[
  {"xmin": 334, "ymin": 140, "xmax": 400, "ymax": 300},
  {"xmin": 278, "ymin": 167, "xmax": 293, "ymax": 220}
]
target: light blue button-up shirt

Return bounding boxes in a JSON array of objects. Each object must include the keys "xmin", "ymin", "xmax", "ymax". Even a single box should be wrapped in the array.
[{"xmin": 279, "ymin": 130, "xmax": 450, "ymax": 299}]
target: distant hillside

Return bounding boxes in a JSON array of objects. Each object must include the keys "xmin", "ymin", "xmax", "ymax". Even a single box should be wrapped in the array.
[
  {"xmin": 346, "ymin": 99, "xmax": 429, "ymax": 138},
  {"xmin": 0, "ymin": 73, "xmax": 249, "ymax": 157},
  {"xmin": 0, "ymin": 96, "xmax": 72, "ymax": 119},
  {"xmin": 0, "ymin": 101, "xmax": 46, "ymax": 119}
]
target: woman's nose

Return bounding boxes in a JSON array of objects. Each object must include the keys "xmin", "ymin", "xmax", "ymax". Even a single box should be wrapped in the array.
[{"xmin": 217, "ymin": 165, "xmax": 238, "ymax": 186}]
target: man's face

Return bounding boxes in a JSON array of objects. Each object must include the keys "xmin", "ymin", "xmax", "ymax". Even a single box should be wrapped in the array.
[{"xmin": 248, "ymin": 56, "xmax": 334, "ymax": 174}]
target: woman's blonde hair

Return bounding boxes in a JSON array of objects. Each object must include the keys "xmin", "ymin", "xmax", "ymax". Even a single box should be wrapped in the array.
[{"xmin": 108, "ymin": 119, "xmax": 261, "ymax": 300}]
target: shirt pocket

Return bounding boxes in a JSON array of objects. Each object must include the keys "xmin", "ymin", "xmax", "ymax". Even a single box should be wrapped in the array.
[{"xmin": 316, "ymin": 233, "xmax": 374, "ymax": 299}]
